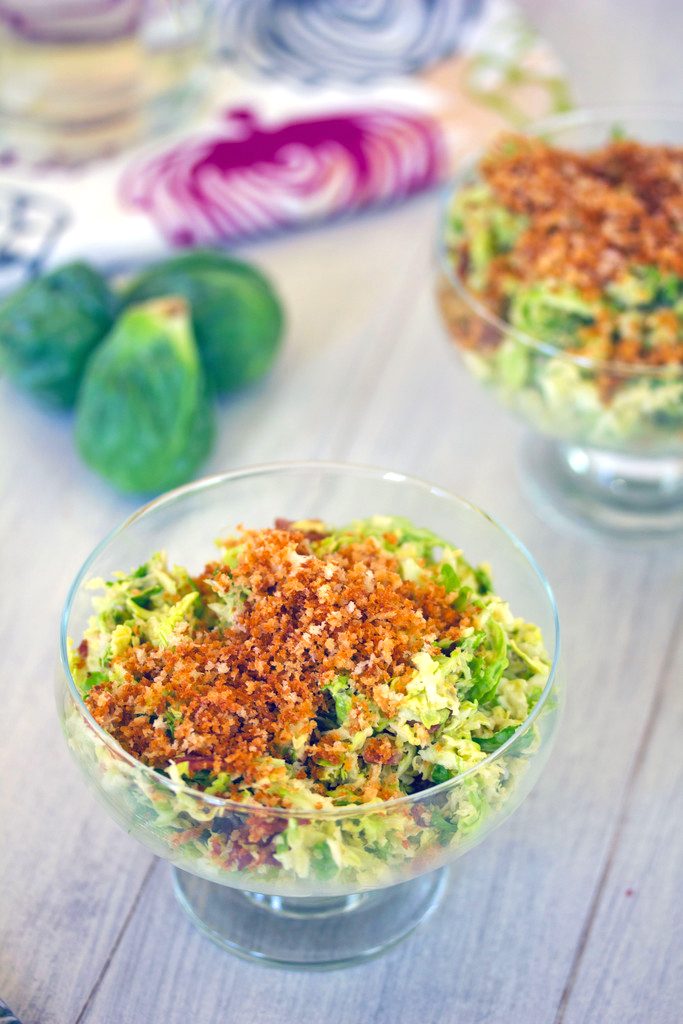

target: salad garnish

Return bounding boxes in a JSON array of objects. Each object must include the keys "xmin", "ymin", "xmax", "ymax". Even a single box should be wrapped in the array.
[{"xmin": 71, "ymin": 517, "xmax": 549, "ymax": 814}]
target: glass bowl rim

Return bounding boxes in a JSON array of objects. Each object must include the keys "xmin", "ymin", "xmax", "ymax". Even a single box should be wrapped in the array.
[
  {"xmin": 59, "ymin": 460, "xmax": 561, "ymax": 820},
  {"xmin": 437, "ymin": 103, "xmax": 683, "ymax": 379}
]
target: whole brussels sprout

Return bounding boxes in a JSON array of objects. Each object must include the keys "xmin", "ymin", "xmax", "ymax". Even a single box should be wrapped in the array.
[
  {"xmin": 123, "ymin": 250, "xmax": 284, "ymax": 395},
  {"xmin": 0, "ymin": 262, "xmax": 116, "ymax": 408},
  {"xmin": 75, "ymin": 297, "xmax": 215, "ymax": 494}
]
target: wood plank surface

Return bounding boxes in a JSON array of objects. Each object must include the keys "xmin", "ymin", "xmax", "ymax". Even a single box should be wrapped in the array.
[
  {"xmin": 74, "ymin": 225, "xmax": 683, "ymax": 1024},
  {"xmin": 2, "ymin": 2, "xmax": 683, "ymax": 1022},
  {"xmin": 559, "ymin": 617, "xmax": 683, "ymax": 1024}
]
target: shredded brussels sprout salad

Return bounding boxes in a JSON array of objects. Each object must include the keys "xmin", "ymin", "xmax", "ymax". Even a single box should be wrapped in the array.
[
  {"xmin": 66, "ymin": 516, "xmax": 554, "ymax": 890},
  {"xmin": 442, "ymin": 140, "xmax": 683, "ymax": 453}
]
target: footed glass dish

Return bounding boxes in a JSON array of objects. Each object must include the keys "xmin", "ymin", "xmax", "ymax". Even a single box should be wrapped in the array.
[
  {"xmin": 437, "ymin": 108, "xmax": 683, "ymax": 537},
  {"xmin": 57, "ymin": 462, "xmax": 561, "ymax": 969}
]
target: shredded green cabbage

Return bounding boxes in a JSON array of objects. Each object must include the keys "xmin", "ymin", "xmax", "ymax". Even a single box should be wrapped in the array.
[{"xmin": 66, "ymin": 516, "xmax": 555, "ymax": 890}]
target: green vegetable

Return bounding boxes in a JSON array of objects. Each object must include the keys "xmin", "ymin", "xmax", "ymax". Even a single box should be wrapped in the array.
[
  {"xmin": 466, "ymin": 620, "xmax": 508, "ymax": 703},
  {"xmin": 130, "ymin": 585, "xmax": 163, "ymax": 609},
  {"xmin": 474, "ymin": 566, "xmax": 493, "ymax": 595},
  {"xmin": 185, "ymin": 768, "xmax": 213, "ymax": 788},
  {"xmin": 474, "ymin": 726, "xmax": 516, "ymax": 752},
  {"xmin": 311, "ymin": 840, "xmax": 338, "ymax": 880},
  {"xmin": 0, "ymin": 262, "xmax": 116, "ymax": 408},
  {"xmin": 447, "ymin": 183, "xmax": 527, "ymax": 289},
  {"xmin": 509, "ymin": 282, "xmax": 596, "ymax": 345},
  {"xmin": 123, "ymin": 250, "xmax": 284, "ymax": 395},
  {"xmin": 75, "ymin": 296, "xmax": 214, "ymax": 494},
  {"xmin": 454, "ymin": 586, "xmax": 473, "ymax": 612},
  {"xmin": 164, "ymin": 707, "xmax": 183, "ymax": 739},
  {"xmin": 495, "ymin": 338, "xmax": 531, "ymax": 390},
  {"xmin": 608, "ymin": 266, "xmax": 683, "ymax": 309},
  {"xmin": 67, "ymin": 514, "xmax": 554, "ymax": 889},
  {"xmin": 439, "ymin": 563, "xmax": 461, "ymax": 594},
  {"xmin": 82, "ymin": 671, "xmax": 108, "ymax": 695},
  {"xmin": 430, "ymin": 808, "xmax": 458, "ymax": 845},
  {"xmin": 323, "ymin": 674, "xmax": 353, "ymax": 725}
]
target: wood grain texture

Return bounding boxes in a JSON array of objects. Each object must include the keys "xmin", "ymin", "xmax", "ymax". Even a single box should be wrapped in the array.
[
  {"xmin": 0, "ymin": 395, "xmax": 154, "ymax": 1024},
  {"xmin": 559, "ymin": 616, "xmax": 683, "ymax": 1024},
  {"xmin": 77, "ymin": 233, "xmax": 683, "ymax": 1024},
  {"xmin": 0, "ymin": 195, "xmax": 447, "ymax": 1024},
  {"xmin": 2, "ymin": 3, "xmax": 683, "ymax": 1020}
]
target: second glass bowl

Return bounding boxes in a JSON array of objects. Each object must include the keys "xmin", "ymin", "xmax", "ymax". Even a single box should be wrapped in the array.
[
  {"xmin": 436, "ymin": 107, "xmax": 683, "ymax": 536},
  {"xmin": 57, "ymin": 462, "xmax": 561, "ymax": 969}
]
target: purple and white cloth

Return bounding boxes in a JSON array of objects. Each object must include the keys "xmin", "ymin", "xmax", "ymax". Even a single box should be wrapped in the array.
[
  {"xmin": 0, "ymin": 0, "xmax": 569, "ymax": 281},
  {"xmin": 216, "ymin": 0, "xmax": 484, "ymax": 82}
]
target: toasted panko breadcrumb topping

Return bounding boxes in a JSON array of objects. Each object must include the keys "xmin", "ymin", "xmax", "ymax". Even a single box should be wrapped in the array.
[
  {"xmin": 483, "ymin": 136, "xmax": 683, "ymax": 290},
  {"xmin": 473, "ymin": 135, "xmax": 683, "ymax": 366},
  {"xmin": 86, "ymin": 527, "xmax": 466, "ymax": 791}
]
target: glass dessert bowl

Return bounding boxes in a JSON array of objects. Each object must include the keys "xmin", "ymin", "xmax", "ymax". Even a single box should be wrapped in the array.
[
  {"xmin": 57, "ymin": 462, "xmax": 561, "ymax": 969},
  {"xmin": 436, "ymin": 107, "xmax": 683, "ymax": 536}
]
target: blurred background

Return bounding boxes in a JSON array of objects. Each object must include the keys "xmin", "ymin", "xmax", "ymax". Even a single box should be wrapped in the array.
[
  {"xmin": 521, "ymin": 0, "xmax": 681, "ymax": 104},
  {"xmin": 1, "ymin": 2, "xmax": 682, "ymax": 1023}
]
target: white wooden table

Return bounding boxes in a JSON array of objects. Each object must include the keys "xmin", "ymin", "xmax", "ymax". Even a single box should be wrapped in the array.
[{"xmin": 1, "ymin": 3, "xmax": 682, "ymax": 1022}]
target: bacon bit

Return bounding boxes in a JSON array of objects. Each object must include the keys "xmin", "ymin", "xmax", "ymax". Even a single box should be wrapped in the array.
[
  {"xmin": 85, "ymin": 527, "xmax": 466, "ymax": 794},
  {"xmin": 177, "ymin": 755, "xmax": 214, "ymax": 771},
  {"xmin": 274, "ymin": 517, "xmax": 295, "ymax": 530},
  {"xmin": 227, "ymin": 846, "xmax": 256, "ymax": 871},
  {"xmin": 310, "ymin": 733, "xmax": 347, "ymax": 766},
  {"xmin": 274, "ymin": 517, "xmax": 330, "ymax": 542},
  {"xmin": 363, "ymin": 735, "xmax": 398, "ymax": 765},
  {"xmin": 597, "ymin": 371, "xmax": 622, "ymax": 404},
  {"xmin": 245, "ymin": 815, "xmax": 287, "ymax": 844},
  {"xmin": 411, "ymin": 804, "xmax": 430, "ymax": 826},
  {"xmin": 170, "ymin": 825, "xmax": 206, "ymax": 848}
]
